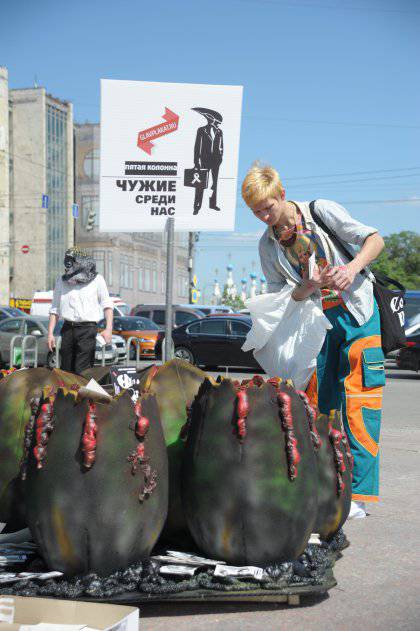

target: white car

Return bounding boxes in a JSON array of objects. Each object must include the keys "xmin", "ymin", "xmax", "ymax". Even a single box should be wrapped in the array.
[{"xmin": 112, "ymin": 334, "xmax": 127, "ymax": 363}]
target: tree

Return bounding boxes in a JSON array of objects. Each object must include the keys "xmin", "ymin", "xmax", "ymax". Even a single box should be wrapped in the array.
[
  {"xmin": 371, "ymin": 231, "xmax": 420, "ymax": 289},
  {"xmin": 221, "ymin": 288, "xmax": 246, "ymax": 311}
]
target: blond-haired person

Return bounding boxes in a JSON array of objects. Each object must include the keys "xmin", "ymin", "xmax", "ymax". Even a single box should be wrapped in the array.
[{"xmin": 242, "ymin": 164, "xmax": 385, "ymax": 519}]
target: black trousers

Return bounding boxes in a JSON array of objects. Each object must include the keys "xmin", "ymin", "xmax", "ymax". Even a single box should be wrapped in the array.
[
  {"xmin": 60, "ymin": 321, "xmax": 97, "ymax": 375},
  {"xmin": 193, "ymin": 163, "xmax": 221, "ymax": 211}
]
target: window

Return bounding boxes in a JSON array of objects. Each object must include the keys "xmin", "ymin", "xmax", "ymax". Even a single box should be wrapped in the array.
[
  {"xmin": 187, "ymin": 322, "xmax": 201, "ymax": 334},
  {"xmin": 83, "ymin": 149, "xmax": 100, "ymax": 180},
  {"xmin": 89, "ymin": 250, "xmax": 105, "ymax": 276},
  {"xmin": 178, "ymin": 275, "xmax": 188, "ymax": 298},
  {"xmin": 138, "ymin": 260, "xmax": 144, "ymax": 291},
  {"xmin": 24, "ymin": 320, "xmax": 45, "ymax": 335},
  {"xmin": 230, "ymin": 320, "xmax": 250, "ymax": 336},
  {"xmin": 120, "ymin": 255, "xmax": 130, "ymax": 288},
  {"xmin": 200, "ymin": 319, "xmax": 227, "ymax": 335},
  {"xmin": 151, "ymin": 262, "xmax": 158, "ymax": 292},
  {"xmin": 161, "ymin": 270, "xmax": 166, "ymax": 294},
  {"xmin": 176, "ymin": 311, "xmax": 197, "ymax": 326},
  {"xmin": 153, "ymin": 310, "xmax": 166, "ymax": 325},
  {"xmin": 0, "ymin": 319, "xmax": 21, "ymax": 333},
  {"xmin": 107, "ymin": 252, "xmax": 113, "ymax": 286},
  {"xmin": 144, "ymin": 260, "xmax": 151, "ymax": 292},
  {"xmin": 45, "ymin": 103, "xmax": 68, "ymax": 290},
  {"xmin": 136, "ymin": 310, "xmax": 151, "ymax": 319}
]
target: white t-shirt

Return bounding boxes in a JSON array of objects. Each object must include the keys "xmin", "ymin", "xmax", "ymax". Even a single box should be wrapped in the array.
[{"xmin": 50, "ymin": 274, "xmax": 113, "ymax": 323}]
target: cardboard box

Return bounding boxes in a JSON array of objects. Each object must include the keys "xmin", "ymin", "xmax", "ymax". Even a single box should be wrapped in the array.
[{"xmin": 0, "ymin": 596, "xmax": 139, "ymax": 630}]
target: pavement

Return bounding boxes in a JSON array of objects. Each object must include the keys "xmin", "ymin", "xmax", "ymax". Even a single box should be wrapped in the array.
[{"xmin": 133, "ymin": 363, "xmax": 420, "ymax": 631}]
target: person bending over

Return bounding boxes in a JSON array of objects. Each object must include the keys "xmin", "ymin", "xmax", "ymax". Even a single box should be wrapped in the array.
[{"xmin": 242, "ymin": 164, "xmax": 385, "ymax": 520}]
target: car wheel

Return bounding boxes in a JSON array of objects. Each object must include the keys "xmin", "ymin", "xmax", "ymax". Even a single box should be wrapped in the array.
[
  {"xmin": 46, "ymin": 351, "xmax": 57, "ymax": 369},
  {"xmin": 174, "ymin": 346, "xmax": 195, "ymax": 364}
]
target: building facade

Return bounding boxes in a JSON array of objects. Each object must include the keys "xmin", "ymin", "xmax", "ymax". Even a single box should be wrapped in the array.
[
  {"xmin": 0, "ymin": 67, "xmax": 10, "ymax": 305},
  {"xmin": 8, "ymin": 82, "xmax": 73, "ymax": 297},
  {"xmin": 74, "ymin": 123, "xmax": 189, "ymax": 308}
]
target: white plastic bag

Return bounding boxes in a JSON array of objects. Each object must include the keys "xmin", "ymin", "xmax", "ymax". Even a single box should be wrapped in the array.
[{"xmin": 242, "ymin": 286, "xmax": 332, "ymax": 390}]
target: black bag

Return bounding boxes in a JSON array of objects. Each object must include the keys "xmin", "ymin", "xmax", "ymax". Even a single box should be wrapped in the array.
[
  {"xmin": 309, "ymin": 200, "xmax": 406, "ymax": 354},
  {"xmin": 184, "ymin": 167, "xmax": 209, "ymax": 189}
]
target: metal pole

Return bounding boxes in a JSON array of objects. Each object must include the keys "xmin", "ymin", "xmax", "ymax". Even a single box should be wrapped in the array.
[
  {"xmin": 164, "ymin": 217, "xmax": 175, "ymax": 362},
  {"xmin": 188, "ymin": 231, "xmax": 194, "ymax": 304}
]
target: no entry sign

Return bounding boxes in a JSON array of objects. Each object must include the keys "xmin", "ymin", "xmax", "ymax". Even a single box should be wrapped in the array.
[{"xmin": 21, "ymin": 245, "xmax": 29, "ymax": 254}]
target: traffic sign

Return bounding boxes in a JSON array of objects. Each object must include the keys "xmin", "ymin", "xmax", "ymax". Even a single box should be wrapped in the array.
[
  {"xmin": 21, "ymin": 245, "xmax": 29, "ymax": 254},
  {"xmin": 191, "ymin": 288, "xmax": 199, "ymax": 304},
  {"xmin": 42, "ymin": 194, "xmax": 49, "ymax": 209},
  {"xmin": 72, "ymin": 204, "xmax": 79, "ymax": 218}
]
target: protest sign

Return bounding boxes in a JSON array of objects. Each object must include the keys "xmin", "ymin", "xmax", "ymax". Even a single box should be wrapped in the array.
[{"xmin": 100, "ymin": 79, "xmax": 243, "ymax": 232}]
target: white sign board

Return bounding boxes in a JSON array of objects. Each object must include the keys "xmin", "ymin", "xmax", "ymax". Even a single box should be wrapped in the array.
[{"xmin": 100, "ymin": 79, "xmax": 243, "ymax": 232}]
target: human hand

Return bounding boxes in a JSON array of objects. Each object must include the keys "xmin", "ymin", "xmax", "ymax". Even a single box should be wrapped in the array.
[
  {"xmin": 306, "ymin": 264, "xmax": 334, "ymax": 290},
  {"xmin": 47, "ymin": 334, "xmax": 56, "ymax": 352},
  {"xmin": 327, "ymin": 265, "xmax": 356, "ymax": 291},
  {"xmin": 102, "ymin": 328, "xmax": 113, "ymax": 344}
]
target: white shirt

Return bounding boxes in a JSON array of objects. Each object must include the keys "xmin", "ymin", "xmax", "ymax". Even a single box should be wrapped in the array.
[
  {"xmin": 258, "ymin": 199, "xmax": 378, "ymax": 326},
  {"xmin": 50, "ymin": 274, "xmax": 113, "ymax": 323}
]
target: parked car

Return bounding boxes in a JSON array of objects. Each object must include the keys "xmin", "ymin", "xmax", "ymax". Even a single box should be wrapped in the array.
[
  {"xmin": 130, "ymin": 304, "xmax": 206, "ymax": 329},
  {"xmin": 405, "ymin": 290, "xmax": 420, "ymax": 326},
  {"xmin": 0, "ymin": 306, "xmax": 29, "ymax": 321},
  {"xmin": 0, "ymin": 315, "xmax": 53, "ymax": 368},
  {"xmin": 155, "ymin": 315, "xmax": 261, "ymax": 370},
  {"xmin": 0, "ymin": 316, "xmax": 120, "ymax": 369},
  {"xmin": 396, "ymin": 320, "xmax": 420, "ymax": 372},
  {"xmin": 178, "ymin": 303, "xmax": 234, "ymax": 316},
  {"xmin": 99, "ymin": 316, "xmax": 164, "ymax": 359}
]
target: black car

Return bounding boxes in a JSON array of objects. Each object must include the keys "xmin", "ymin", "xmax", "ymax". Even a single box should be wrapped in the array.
[
  {"xmin": 396, "ymin": 319, "xmax": 420, "ymax": 372},
  {"xmin": 156, "ymin": 315, "xmax": 261, "ymax": 370}
]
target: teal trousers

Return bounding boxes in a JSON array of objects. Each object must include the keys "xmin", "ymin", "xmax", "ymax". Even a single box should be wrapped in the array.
[{"xmin": 310, "ymin": 300, "xmax": 385, "ymax": 502}]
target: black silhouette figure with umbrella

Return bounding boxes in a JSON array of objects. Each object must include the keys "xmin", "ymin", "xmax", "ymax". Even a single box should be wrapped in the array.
[{"xmin": 190, "ymin": 107, "xmax": 224, "ymax": 214}]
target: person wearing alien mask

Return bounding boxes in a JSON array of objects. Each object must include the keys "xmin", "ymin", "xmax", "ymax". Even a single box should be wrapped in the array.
[{"xmin": 47, "ymin": 247, "xmax": 113, "ymax": 374}]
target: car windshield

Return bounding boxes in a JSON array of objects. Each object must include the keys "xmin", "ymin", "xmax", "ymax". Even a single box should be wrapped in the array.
[
  {"xmin": 2, "ymin": 307, "xmax": 27, "ymax": 317},
  {"xmin": 114, "ymin": 317, "xmax": 159, "ymax": 331}
]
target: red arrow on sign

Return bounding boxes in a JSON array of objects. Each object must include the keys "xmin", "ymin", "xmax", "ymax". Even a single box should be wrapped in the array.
[
  {"xmin": 21, "ymin": 245, "xmax": 29, "ymax": 254},
  {"xmin": 137, "ymin": 107, "xmax": 179, "ymax": 155}
]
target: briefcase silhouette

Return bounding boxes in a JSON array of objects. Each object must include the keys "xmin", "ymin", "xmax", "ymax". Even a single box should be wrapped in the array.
[{"xmin": 184, "ymin": 167, "xmax": 209, "ymax": 189}]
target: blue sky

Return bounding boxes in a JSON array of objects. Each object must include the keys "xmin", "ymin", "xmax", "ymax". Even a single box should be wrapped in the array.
[{"xmin": 3, "ymin": 0, "xmax": 419, "ymax": 297}]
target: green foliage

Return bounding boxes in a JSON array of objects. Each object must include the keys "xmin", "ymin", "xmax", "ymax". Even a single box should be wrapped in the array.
[
  {"xmin": 371, "ymin": 231, "xmax": 420, "ymax": 289},
  {"xmin": 221, "ymin": 287, "xmax": 246, "ymax": 310}
]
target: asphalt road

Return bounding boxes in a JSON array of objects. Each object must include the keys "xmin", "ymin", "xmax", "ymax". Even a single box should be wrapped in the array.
[{"xmin": 133, "ymin": 363, "xmax": 420, "ymax": 631}]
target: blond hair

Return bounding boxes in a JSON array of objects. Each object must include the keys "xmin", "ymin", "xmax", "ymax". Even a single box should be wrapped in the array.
[{"xmin": 241, "ymin": 163, "xmax": 284, "ymax": 208}]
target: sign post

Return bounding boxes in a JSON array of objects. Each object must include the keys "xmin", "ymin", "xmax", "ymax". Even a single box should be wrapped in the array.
[
  {"xmin": 164, "ymin": 217, "xmax": 175, "ymax": 362},
  {"xmin": 100, "ymin": 79, "xmax": 243, "ymax": 364}
]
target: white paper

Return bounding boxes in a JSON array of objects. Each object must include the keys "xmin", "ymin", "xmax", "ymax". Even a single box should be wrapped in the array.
[
  {"xmin": 165, "ymin": 550, "xmax": 225, "ymax": 566},
  {"xmin": 0, "ymin": 523, "xmax": 5, "ymax": 534},
  {"xmin": 96, "ymin": 334, "xmax": 106, "ymax": 347},
  {"xmin": 159, "ymin": 564, "xmax": 197, "ymax": 577},
  {"xmin": 214, "ymin": 564, "xmax": 264, "ymax": 581},
  {"xmin": 84, "ymin": 379, "xmax": 111, "ymax": 398},
  {"xmin": 308, "ymin": 251, "xmax": 316, "ymax": 280}
]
